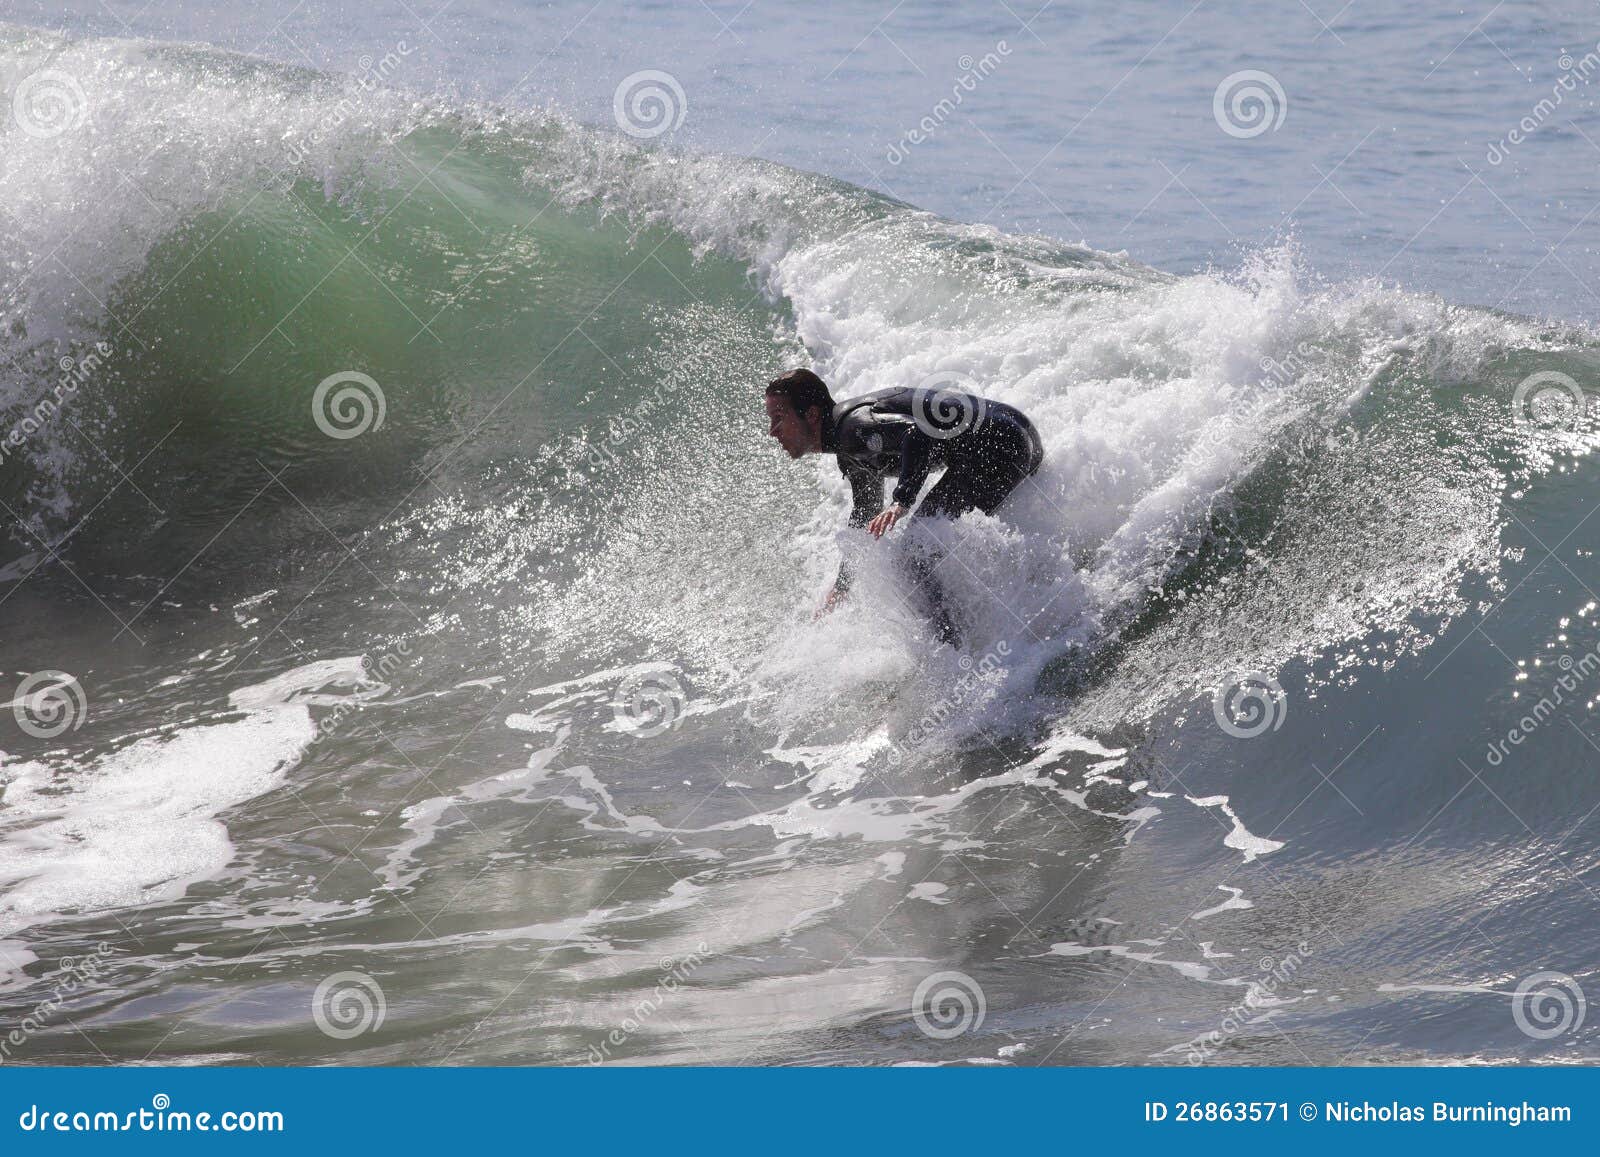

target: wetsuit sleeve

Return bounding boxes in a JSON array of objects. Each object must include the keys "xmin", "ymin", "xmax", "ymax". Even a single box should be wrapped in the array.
[
  {"xmin": 834, "ymin": 459, "xmax": 884, "ymax": 595},
  {"xmin": 891, "ymin": 426, "xmax": 935, "ymax": 510},
  {"xmin": 844, "ymin": 459, "xmax": 884, "ymax": 528}
]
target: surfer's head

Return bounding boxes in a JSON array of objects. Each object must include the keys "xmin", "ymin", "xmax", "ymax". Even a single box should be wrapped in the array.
[{"xmin": 765, "ymin": 368, "xmax": 832, "ymax": 458}]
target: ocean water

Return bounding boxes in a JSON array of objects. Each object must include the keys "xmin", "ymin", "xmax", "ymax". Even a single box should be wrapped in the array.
[{"xmin": 1, "ymin": 1, "xmax": 1599, "ymax": 1066}]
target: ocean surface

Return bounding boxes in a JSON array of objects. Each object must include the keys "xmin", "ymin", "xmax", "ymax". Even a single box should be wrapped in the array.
[{"xmin": 2, "ymin": 0, "xmax": 1600, "ymax": 1066}]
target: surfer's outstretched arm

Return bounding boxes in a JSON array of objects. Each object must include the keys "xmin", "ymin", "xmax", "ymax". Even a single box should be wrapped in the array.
[{"xmin": 822, "ymin": 461, "xmax": 885, "ymax": 610}]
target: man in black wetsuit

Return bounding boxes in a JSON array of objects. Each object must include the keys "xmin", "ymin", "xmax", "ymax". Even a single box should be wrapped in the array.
[{"xmin": 764, "ymin": 367, "xmax": 1044, "ymax": 645}]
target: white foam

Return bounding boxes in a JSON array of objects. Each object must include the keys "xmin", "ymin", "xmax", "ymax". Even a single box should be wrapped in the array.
[
  {"xmin": 1376, "ymin": 982, "xmax": 1504, "ymax": 996},
  {"xmin": 0, "ymin": 656, "xmax": 392, "ymax": 941},
  {"xmin": 1046, "ymin": 941, "xmax": 1220, "ymax": 984},
  {"xmin": 227, "ymin": 655, "xmax": 381, "ymax": 710},
  {"xmin": 0, "ymin": 707, "xmax": 314, "ymax": 938},
  {"xmin": 0, "ymin": 938, "xmax": 39, "ymax": 990},
  {"xmin": 1191, "ymin": 884, "xmax": 1254, "ymax": 921},
  {"xmin": 1186, "ymin": 795, "xmax": 1285, "ymax": 862}
]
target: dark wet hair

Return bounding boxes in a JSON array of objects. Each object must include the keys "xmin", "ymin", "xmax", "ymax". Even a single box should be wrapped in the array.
[{"xmin": 765, "ymin": 368, "xmax": 833, "ymax": 420}]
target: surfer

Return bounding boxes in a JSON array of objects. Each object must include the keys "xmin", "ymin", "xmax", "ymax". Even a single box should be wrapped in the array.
[{"xmin": 764, "ymin": 368, "xmax": 1044, "ymax": 646}]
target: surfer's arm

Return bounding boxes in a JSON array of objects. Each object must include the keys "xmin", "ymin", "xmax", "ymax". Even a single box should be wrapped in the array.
[
  {"xmin": 831, "ymin": 460, "xmax": 884, "ymax": 597},
  {"xmin": 844, "ymin": 458, "xmax": 884, "ymax": 529},
  {"xmin": 891, "ymin": 425, "xmax": 934, "ymax": 510},
  {"xmin": 844, "ymin": 425, "xmax": 931, "ymax": 546}
]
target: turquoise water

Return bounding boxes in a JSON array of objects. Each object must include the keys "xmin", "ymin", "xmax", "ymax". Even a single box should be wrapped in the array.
[{"xmin": 2, "ymin": 6, "xmax": 1600, "ymax": 1066}]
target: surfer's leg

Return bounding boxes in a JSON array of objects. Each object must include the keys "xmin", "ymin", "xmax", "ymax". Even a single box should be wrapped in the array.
[
  {"xmin": 901, "ymin": 419, "xmax": 1043, "ymax": 645},
  {"xmin": 901, "ymin": 540, "xmax": 963, "ymax": 646},
  {"xmin": 902, "ymin": 472, "xmax": 984, "ymax": 646},
  {"xmin": 964, "ymin": 414, "xmax": 1043, "ymax": 513}
]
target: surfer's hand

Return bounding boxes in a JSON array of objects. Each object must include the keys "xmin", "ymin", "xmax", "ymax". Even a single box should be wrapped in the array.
[
  {"xmin": 868, "ymin": 504, "xmax": 905, "ymax": 539},
  {"xmin": 814, "ymin": 588, "xmax": 844, "ymax": 619}
]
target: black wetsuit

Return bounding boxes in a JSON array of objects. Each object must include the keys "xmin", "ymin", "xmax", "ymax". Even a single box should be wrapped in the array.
[{"xmin": 823, "ymin": 385, "xmax": 1044, "ymax": 644}]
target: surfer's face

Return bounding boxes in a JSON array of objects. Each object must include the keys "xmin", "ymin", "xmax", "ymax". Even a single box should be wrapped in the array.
[{"xmin": 766, "ymin": 395, "xmax": 818, "ymax": 458}]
